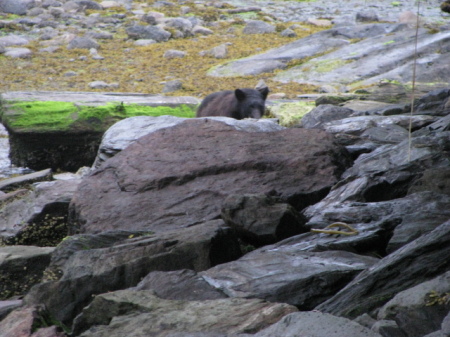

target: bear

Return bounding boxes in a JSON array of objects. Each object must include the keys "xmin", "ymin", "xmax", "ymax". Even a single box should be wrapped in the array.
[{"xmin": 196, "ymin": 87, "xmax": 269, "ymax": 120}]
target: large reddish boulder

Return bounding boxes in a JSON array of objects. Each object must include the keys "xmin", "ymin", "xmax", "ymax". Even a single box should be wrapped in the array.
[{"xmin": 69, "ymin": 119, "xmax": 351, "ymax": 234}]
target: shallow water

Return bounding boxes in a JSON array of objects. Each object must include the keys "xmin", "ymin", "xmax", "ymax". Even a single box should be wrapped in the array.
[{"xmin": 0, "ymin": 123, "xmax": 33, "ymax": 178}]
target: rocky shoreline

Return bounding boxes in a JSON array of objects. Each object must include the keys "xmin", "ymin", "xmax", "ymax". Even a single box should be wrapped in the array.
[
  {"xmin": 1, "ymin": 0, "xmax": 450, "ymax": 337},
  {"xmin": 1, "ymin": 86, "xmax": 449, "ymax": 336}
]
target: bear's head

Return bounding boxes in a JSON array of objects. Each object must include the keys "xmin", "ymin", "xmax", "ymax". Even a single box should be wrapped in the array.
[{"xmin": 234, "ymin": 87, "xmax": 269, "ymax": 119}]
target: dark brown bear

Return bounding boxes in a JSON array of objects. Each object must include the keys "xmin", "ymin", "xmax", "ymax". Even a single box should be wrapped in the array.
[{"xmin": 196, "ymin": 87, "xmax": 269, "ymax": 120}]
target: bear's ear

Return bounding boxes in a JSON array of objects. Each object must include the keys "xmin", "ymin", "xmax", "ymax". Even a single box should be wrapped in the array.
[
  {"xmin": 235, "ymin": 89, "xmax": 246, "ymax": 101},
  {"xmin": 257, "ymin": 87, "xmax": 269, "ymax": 100}
]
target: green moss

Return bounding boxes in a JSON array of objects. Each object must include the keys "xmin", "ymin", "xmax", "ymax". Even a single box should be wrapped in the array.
[
  {"xmin": 304, "ymin": 58, "xmax": 352, "ymax": 73},
  {"xmin": 6, "ymin": 101, "xmax": 195, "ymax": 131},
  {"xmin": 268, "ymin": 101, "xmax": 315, "ymax": 127}
]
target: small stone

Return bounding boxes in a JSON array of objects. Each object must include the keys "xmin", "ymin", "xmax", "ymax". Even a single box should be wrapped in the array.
[
  {"xmin": 141, "ymin": 14, "xmax": 157, "ymax": 25},
  {"xmin": 162, "ymin": 80, "xmax": 183, "ymax": 93},
  {"xmin": 280, "ymin": 28, "xmax": 297, "ymax": 37},
  {"xmin": 63, "ymin": 71, "xmax": 77, "ymax": 77},
  {"xmin": 0, "ymin": 35, "xmax": 30, "ymax": 47},
  {"xmin": 192, "ymin": 25, "xmax": 214, "ymax": 36},
  {"xmin": 243, "ymin": 20, "xmax": 275, "ymax": 34},
  {"xmin": 67, "ymin": 36, "xmax": 99, "ymax": 50},
  {"xmin": 4, "ymin": 47, "xmax": 32, "ymax": 58},
  {"xmin": 398, "ymin": 11, "xmax": 421, "ymax": 26},
  {"xmin": 100, "ymin": 1, "xmax": 122, "ymax": 9},
  {"xmin": 163, "ymin": 49, "xmax": 186, "ymax": 59},
  {"xmin": 306, "ymin": 18, "xmax": 332, "ymax": 27},
  {"xmin": 356, "ymin": 11, "xmax": 379, "ymax": 22},
  {"xmin": 134, "ymin": 39, "xmax": 156, "ymax": 46},
  {"xmin": 210, "ymin": 44, "xmax": 228, "ymax": 59},
  {"xmin": 89, "ymin": 81, "xmax": 109, "ymax": 89}
]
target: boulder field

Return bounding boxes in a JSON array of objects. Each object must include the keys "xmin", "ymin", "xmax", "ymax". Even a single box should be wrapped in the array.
[
  {"xmin": 0, "ymin": 0, "xmax": 450, "ymax": 336},
  {"xmin": 0, "ymin": 87, "xmax": 449, "ymax": 337}
]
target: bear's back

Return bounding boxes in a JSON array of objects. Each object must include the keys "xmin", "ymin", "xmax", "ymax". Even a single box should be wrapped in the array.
[{"xmin": 196, "ymin": 90, "xmax": 236, "ymax": 118}]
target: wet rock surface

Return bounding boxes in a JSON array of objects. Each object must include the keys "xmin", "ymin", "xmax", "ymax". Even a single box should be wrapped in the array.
[{"xmin": 0, "ymin": 1, "xmax": 450, "ymax": 336}]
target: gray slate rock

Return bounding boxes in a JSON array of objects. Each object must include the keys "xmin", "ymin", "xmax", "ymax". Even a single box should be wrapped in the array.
[
  {"xmin": 201, "ymin": 248, "xmax": 378, "ymax": 309},
  {"xmin": 0, "ymin": 245, "xmax": 54, "ymax": 300},
  {"xmin": 271, "ymin": 216, "xmax": 399, "ymax": 258},
  {"xmin": 208, "ymin": 28, "xmax": 349, "ymax": 77},
  {"xmin": 0, "ymin": 299, "xmax": 22, "ymax": 321},
  {"xmin": 316, "ymin": 220, "xmax": 450, "ymax": 318},
  {"xmin": 274, "ymin": 27, "xmax": 450, "ymax": 90},
  {"xmin": 25, "ymin": 220, "xmax": 241, "ymax": 323},
  {"xmin": 377, "ymin": 271, "xmax": 450, "ymax": 337},
  {"xmin": 305, "ymin": 191, "xmax": 450, "ymax": 253},
  {"xmin": 0, "ymin": 179, "xmax": 80, "ymax": 244},
  {"xmin": 300, "ymin": 104, "xmax": 355, "ymax": 129},
  {"xmin": 249, "ymin": 311, "xmax": 382, "ymax": 337},
  {"xmin": 408, "ymin": 167, "xmax": 450, "ymax": 196},
  {"xmin": 342, "ymin": 131, "xmax": 450, "ymax": 179},
  {"xmin": 221, "ymin": 193, "xmax": 308, "ymax": 246},
  {"xmin": 414, "ymin": 88, "xmax": 450, "ymax": 116},
  {"xmin": 133, "ymin": 269, "xmax": 227, "ymax": 301},
  {"xmin": 0, "ymin": 168, "xmax": 52, "ymax": 192},
  {"xmin": 73, "ymin": 290, "xmax": 297, "ymax": 337}
]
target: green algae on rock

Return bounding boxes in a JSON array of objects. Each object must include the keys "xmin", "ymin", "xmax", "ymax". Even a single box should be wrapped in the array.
[
  {"xmin": 1, "ymin": 101, "xmax": 196, "ymax": 132},
  {"xmin": 0, "ymin": 91, "xmax": 198, "ymax": 171}
]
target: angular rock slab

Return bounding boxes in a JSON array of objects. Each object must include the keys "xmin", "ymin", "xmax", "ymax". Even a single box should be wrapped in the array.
[
  {"xmin": 0, "ymin": 179, "xmax": 80, "ymax": 245},
  {"xmin": 25, "ymin": 220, "xmax": 241, "ymax": 324},
  {"xmin": 73, "ymin": 290, "xmax": 298, "ymax": 336},
  {"xmin": 69, "ymin": 118, "xmax": 351, "ymax": 234},
  {"xmin": 0, "ymin": 246, "xmax": 54, "ymax": 300},
  {"xmin": 0, "ymin": 305, "xmax": 67, "ymax": 337},
  {"xmin": 201, "ymin": 247, "xmax": 378, "ymax": 310},
  {"xmin": 377, "ymin": 271, "xmax": 450, "ymax": 337},
  {"xmin": 304, "ymin": 191, "xmax": 450, "ymax": 253},
  {"xmin": 221, "ymin": 193, "xmax": 308, "ymax": 246},
  {"xmin": 245, "ymin": 311, "xmax": 382, "ymax": 337},
  {"xmin": 316, "ymin": 220, "xmax": 450, "ymax": 318},
  {"xmin": 133, "ymin": 269, "xmax": 227, "ymax": 301}
]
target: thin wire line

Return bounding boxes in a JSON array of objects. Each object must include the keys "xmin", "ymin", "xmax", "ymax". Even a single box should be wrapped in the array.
[{"xmin": 408, "ymin": 0, "xmax": 421, "ymax": 162}]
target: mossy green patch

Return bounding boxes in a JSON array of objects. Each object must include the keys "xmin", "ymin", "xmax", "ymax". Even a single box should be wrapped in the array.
[
  {"xmin": 5, "ymin": 101, "xmax": 195, "ymax": 131},
  {"xmin": 268, "ymin": 101, "xmax": 315, "ymax": 127},
  {"xmin": 303, "ymin": 58, "xmax": 352, "ymax": 73}
]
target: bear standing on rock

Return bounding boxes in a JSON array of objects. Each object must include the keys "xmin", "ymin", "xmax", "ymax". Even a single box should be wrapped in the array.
[{"xmin": 196, "ymin": 87, "xmax": 269, "ymax": 120}]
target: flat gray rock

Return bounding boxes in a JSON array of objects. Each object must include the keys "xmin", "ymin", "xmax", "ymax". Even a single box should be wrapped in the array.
[
  {"xmin": 0, "ymin": 179, "xmax": 80, "ymax": 244},
  {"xmin": 201, "ymin": 248, "xmax": 378, "ymax": 309},
  {"xmin": 0, "ymin": 246, "xmax": 54, "ymax": 300},
  {"xmin": 250, "ymin": 311, "xmax": 382, "ymax": 337},
  {"xmin": 73, "ymin": 290, "xmax": 297, "ymax": 336},
  {"xmin": 25, "ymin": 220, "xmax": 241, "ymax": 323},
  {"xmin": 316, "ymin": 220, "xmax": 450, "ymax": 318},
  {"xmin": 377, "ymin": 271, "xmax": 450, "ymax": 337}
]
